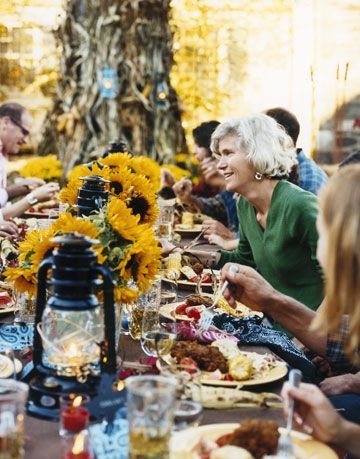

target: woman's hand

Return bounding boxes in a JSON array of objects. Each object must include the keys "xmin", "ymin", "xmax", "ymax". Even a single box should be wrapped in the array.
[
  {"xmin": 221, "ymin": 263, "xmax": 275, "ymax": 310},
  {"xmin": 202, "ymin": 219, "xmax": 235, "ymax": 240},
  {"xmin": 161, "ymin": 169, "xmax": 175, "ymax": 188},
  {"xmin": 281, "ymin": 382, "xmax": 347, "ymax": 445},
  {"xmin": 208, "ymin": 234, "xmax": 238, "ymax": 250},
  {"xmin": 32, "ymin": 182, "xmax": 59, "ymax": 203},
  {"xmin": 173, "ymin": 178, "xmax": 192, "ymax": 204},
  {"xmin": 0, "ymin": 221, "xmax": 20, "ymax": 240}
]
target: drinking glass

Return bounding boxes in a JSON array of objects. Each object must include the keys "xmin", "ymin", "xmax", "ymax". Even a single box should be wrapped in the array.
[
  {"xmin": 0, "ymin": 379, "xmax": 28, "ymax": 458},
  {"xmin": 14, "ymin": 291, "xmax": 36, "ymax": 325},
  {"xmin": 126, "ymin": 375, "xmax": 177, "ymax": 459},
  {"xmin": 159, "ymin": 363, "xmax": 203, "ymax": 431},
  {"xmin": 160, "ymin": 278, "xmax": 177, "ymax": 306},
  {"xmin": 156, "ymin": 198, "xmax": 176, "ymax": 243},
  {"xmin": 140, "ymin": 295, "xmax": 176, "ymax": 358}
]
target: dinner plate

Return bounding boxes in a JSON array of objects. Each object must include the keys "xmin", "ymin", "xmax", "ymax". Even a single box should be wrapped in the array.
[
  {"xmin": 170, "ymin": 423, "xmax": 337, "ymax": 459},
  {"xmin": 159, "ymin": 301, "xmax": 263, "ymax": 322},
  {"xmin": 174, "ymin": 224, "xmax": 203, "ymax": 236},
  {"xmin": 0, "ymin": 306, "xmax": 16, "ymax": 315},
  {"xmin": 161, "ymin": 353, "xmax": 288, "ymax": 387},
  {"xmin": 23, "ymin": 211, "xmax": 55, "ymax": 219}
]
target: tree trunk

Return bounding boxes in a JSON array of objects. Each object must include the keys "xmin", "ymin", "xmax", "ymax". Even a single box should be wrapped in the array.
[{"xmin": 38, "ymin": 0, "xmax": 187, "ymax": 174}]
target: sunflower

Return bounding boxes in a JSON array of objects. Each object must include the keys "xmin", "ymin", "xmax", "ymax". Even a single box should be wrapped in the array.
[
  {"xmin": 130, "ymin": 156, "xmax": 161, "ymax": 191},
  {"xmin": 58, "ymin": 179, "xmax": 79, "ymax": 207},
  {"xmin": 105, "ymin": 167, "xmax": 133, "ymax": 199},
  {"xmin": 100, "ymin": 153, "xmax": 133, "ymax": 170},
  {"xmin": 4, "ymin": 267, "xmax": 37, "ymax": 297},
  {"xmin": 67, "ymin": 164, "xmax": 92, "ymax": 182},
  {"xmin": 162, "ymin": 164, "xmax": 190, "ymax": 182},
  {"xmin": 51, "ymin": 212, "xmax": 105, "ymax": 263},
  {"xmin": 114, "ymin": 285, "xmax": 139, "ymax": 304},
  {"xmin": 16, "ymin": 228, "xmax": 55, "ymax": 270},
  {"xmin": 106, "ymin": 199, "xmax": 142, "ymax": 242},
  {"xmin": 125, "ymin": 174, "xmax": 158, "ymax": 227},
  {"xmin": 20, "ymin": 154, "xmax": 62, "ymax": 181},
  {"xmin": 118, "ymin": 228, "xmax": 161, "ymax": 292}
]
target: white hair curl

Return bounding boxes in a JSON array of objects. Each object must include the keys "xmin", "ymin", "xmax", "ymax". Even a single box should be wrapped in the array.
[{"xmin": 210, "ymin": 113, "xmax": 297, "ymax": 178}]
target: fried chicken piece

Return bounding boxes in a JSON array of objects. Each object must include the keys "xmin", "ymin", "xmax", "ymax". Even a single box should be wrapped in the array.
[
  {"xmin": 171, "ymin": 341, "xmax": 228, "ymax": 373},
  {"xmin": 186, "ymin": 294, "xmax": 213, "ymax": 307},
  {"xmin": 220, "ymin": 419, "xmax": 279, "ymax": 459},
  {"xmin": 192, "ymin": 262, "xmax": 204, "ymax": 275}
]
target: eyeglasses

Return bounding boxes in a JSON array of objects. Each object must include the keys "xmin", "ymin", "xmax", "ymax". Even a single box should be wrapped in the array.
[{"xmin": 9, "ymin": 117, "xmax": 30, "ymax": 137}]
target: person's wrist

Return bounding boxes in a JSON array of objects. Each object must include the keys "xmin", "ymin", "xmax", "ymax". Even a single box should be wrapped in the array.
[
  {"xmin": 25, "ymin": 192, "xmax": 38, "ymax": 206},
  {"xmin": 332, "ymin": 417, "xmax": 353, "ymax": 448}
]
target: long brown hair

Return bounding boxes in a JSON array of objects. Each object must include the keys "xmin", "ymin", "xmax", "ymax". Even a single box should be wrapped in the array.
[{"xmin": 312, "ymin": 165, "xmax": 360, "ymax": 361}]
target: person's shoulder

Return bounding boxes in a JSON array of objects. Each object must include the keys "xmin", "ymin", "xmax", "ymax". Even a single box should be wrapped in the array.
[{"xmin": 277, "ymin": 180, "xmax": 318, "ymax": 211}]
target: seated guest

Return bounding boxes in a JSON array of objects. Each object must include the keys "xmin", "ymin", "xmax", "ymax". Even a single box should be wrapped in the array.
[
  {"xmin": 265, "ymin": 107, "xmax": 328, "ymax": 195},
  {"xmin": 221, "ymin": 165, "xmax": 360, "ymax": 439},
  {"xmin": 190, "ymin": 114, "xmax": 324, "ymax": 333},
  {"xmin": 0, "ymin": 102, "xmax": 59, "ymax": 219},
  {"xmin": 171, "ymin": 120, "xmax": 238, "ymax": 239}
]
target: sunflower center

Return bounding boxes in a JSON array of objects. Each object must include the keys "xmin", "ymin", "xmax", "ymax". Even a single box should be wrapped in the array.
[
  {"xmin": 110, "ymin": 181, "xmax": 123, "ymax": 195},
  {"xmin": 128, "ymin": 196, "xmax": 149, "ymax": 222}
]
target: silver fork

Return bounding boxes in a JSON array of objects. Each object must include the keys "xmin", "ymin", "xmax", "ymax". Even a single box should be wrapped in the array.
[
  {"xmin": 183, "ymin": 229, "xmax": 205, "ymax": 251},
  {"xmin": 277, "ymin": 369, "xmax": 302, "ymax": 458},
  {"xmin": 197, "ymin": 264, "xmax": 238, "ymax": 332}
]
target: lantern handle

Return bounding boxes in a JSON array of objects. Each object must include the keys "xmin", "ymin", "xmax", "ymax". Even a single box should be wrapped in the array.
[
  {"xmin": 33, "ymin": 257, "xmax": 53, "ymax": 368},
  {"xmin": 92, "ymin": 264, "xmax": 116, "ymax": 374}
]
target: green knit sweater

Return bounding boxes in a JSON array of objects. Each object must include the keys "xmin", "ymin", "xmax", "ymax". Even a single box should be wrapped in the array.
[{"xmin": 218, "ymin": 181, "xmax": 324, "ymax": 330}]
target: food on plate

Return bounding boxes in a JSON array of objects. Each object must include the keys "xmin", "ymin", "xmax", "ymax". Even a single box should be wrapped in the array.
[
  {"xmin": 165, "ymin": 252, "xmax": 182, "ymax": 280},
  {"xmin": 173, "ymin": 321, "xmax": 239, "ymax": 344},
  {"xmin": 171, "ymin": 341, "xmax": 228, "ymax": 373},
  {"xmin": 210, "ymin": 339, "xmax": 240, "ymax": 359},
  {"xmin": 200, "ymin": 386, "xmax": 282, "ymax": 409},
  {"xmin": 181, "ymin": 211, "xmax": 194, "ymax": 228},
  {"xmin": 195, "ymin": 421, "xmax": 279, "ymax": 459},
  {"xmin": 228, "ymin": 355, "xmax": 253, "ymax": 381},
  {"xmin": 210, "ymin": 446, "xmax": 254, "ymax": 459},
  {"xmin": 216, "ymin": 420, "xmax": 279, "ymax": 459},
  {"xmin": 0, "ymin": 291, "xmax": 11, "ymax": 308}
]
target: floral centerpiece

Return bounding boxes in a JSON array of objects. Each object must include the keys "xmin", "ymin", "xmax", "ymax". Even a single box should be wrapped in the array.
[
  {"xmin": 6, "ymin": 152, "xmax": 162, "ymax": 305},
  {"xmin": 20, "ymin": 154, "xmax": 63, "ymax": 182}
]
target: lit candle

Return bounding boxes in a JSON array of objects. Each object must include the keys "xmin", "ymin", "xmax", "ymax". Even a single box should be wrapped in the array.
[
  {"xmin": 60, "ymin": 395, "xmax": 90, "ymax": 434},
  {"xmin": 62, "ymin": 432, "xmax": 93, "ymax": 459}
]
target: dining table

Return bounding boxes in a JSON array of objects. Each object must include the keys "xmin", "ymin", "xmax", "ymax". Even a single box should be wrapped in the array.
[{"xmin": 2, "ymin": 234, "xmax": 292, "ymax": 458}]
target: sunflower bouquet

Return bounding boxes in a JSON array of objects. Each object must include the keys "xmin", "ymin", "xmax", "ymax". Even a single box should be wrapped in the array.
[
  {"xmin": 6, "ymin": 153, "xmax": 163, "ymax": 304},
  {"xmin": 20, "ymin": 154, "xmax": 63, "ymax": 182}
]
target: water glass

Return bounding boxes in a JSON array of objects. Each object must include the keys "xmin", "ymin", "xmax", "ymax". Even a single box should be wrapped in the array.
[
  {"xmin": 14, "ymin": 291, "xmax": 35, "ymax": 325},
  {"xmin": 156, "ymin": 198, "xmax": 175, "ymax": 243},
  {"xmin": 0, "ymin": 379, "xmax": 28, "ymax": 458},
  {"xmin": 159, "ymin": 363, "xmax": 203, "ymax": 431},
  {"xmin": 160, "ymin": 278, "xmax": 177, "ymax": 305},
  {"xmin": 126, "ymin": 375, "xmax": 177, "ymax": 459}
]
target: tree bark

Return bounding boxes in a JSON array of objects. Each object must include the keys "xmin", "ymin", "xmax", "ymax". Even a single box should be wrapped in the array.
[{"xmin": 38, "ymin": 0, "xmax": 187, "ymax": 174}]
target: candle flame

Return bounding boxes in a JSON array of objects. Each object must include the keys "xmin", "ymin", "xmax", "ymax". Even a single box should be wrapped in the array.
[
  {"xmin": 117, "ymin": 381, "xmax": 125, "ymax": 391},
  {"xmin": 73, "ymin": 396, "xmax": 82, "ymax": 407},
  {"xmin": 72, "ymin": 433, "xmax": 85, "ymax": 454},
  {"xmin": 69, "ymin": 343, "xmax": 78, "ymax": 356}
]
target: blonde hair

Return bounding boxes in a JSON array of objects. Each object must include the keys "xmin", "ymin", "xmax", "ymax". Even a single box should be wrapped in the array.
[
  {"xmin": 312, "ymin": 165, "xmax": 360, "ymax": 362},
  {"xmin": 210, "ymin": 114, "xmax": 297, "ymax": 178}
]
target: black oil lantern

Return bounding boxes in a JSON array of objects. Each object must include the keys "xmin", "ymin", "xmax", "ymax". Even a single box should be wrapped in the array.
[
  {"xmin": 26, "ymin": 233, "xmax": 116, "ymax": 420},
  {"xmin": 76, "ymin": 175, "xmax": 110, "ymax": 217}
]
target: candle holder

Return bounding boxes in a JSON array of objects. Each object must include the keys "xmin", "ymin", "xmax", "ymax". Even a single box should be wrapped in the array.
[
  {"xmin": 61, "ymin": 430, "xmax": 94, "ymax": 459},
  {"xmin": 24, "ymin": 233, "xmax": 116, "ymax": 421},
  {"xmin": 76, "ymin": 175, "xmax": 110, "ymax": 217},
  {"xmin": 59, "ymin": 394, "xmax": 90, "ymax": 437}
]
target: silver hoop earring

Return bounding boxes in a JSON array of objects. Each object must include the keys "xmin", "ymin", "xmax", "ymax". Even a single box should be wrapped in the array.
[{"xmin": 255, "ymin": 172, "xmax": 263, "ymax": 181}]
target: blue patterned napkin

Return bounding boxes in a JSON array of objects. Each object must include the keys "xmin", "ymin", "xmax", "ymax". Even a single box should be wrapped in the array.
[{"xmin": 0, "ymin": 325, "xmax": 34, "ymax": 350}]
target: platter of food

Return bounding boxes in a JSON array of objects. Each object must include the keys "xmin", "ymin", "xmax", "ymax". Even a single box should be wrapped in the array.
[
  {"xmin": 0, "ymin": 291, "xmax": 15, "ymax": 315},
  {"xmin": 174, "ymin": 211, "xmax": 205, "ymax": 236},
  {"xmin": 159, "ymin": 294, "xmax": 263, "ymax": 322},
  {"xmin": 163, "ymin": 339, "xmax": 287, "ymax": 387},
  {"xmin": 170, "ymin": 422, "xmax": 337, "ymax": 459},
  {"xmin": 23, "ymin": 199, "xmax": 59, "ymax": 219}
]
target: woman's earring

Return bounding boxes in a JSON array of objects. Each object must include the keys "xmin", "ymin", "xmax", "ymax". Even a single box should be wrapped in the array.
[{"xmin": 255, "ymin": 172, "xmax": 263, "ymax": 181}]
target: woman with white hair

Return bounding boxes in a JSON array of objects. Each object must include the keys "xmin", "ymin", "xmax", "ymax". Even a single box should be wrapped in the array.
[{"xmin": 190, "ymin": 114, "xmax": 324, "ymax": 329}]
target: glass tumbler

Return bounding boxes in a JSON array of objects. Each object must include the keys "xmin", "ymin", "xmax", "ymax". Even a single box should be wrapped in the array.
[
  {"xmin": 126, "ymin": 375, "xmax": 177, "ymax": 459},
  {"xmin": 0, "ymin": 379, "xmax": 28, "ymax": 459}
]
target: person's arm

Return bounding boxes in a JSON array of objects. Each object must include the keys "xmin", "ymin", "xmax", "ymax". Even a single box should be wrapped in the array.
[
  {"xmin": 282, "ymin": 382, "xmax": 360, "ymax": 457},
  {"xmin": 1, "ymin": 183, "xmax": 59, "ymax": 220},
  {"xmin": 208, "ymin": 234, "xmax": 238, "ymax": 250},
  {"xmin": 221, "ymin": 263, "xmax": 327, "ymax": 356},
  {"xmin": 6, "ymin": 178, "xmax": 46, "ymax": 199},
  {"xmin": 202, "ymin": 219, "xmax": 235, "ymax": 240},
  {"xmin": 320, "ymin": 372, "xmax": 360, "ymax": 396}
]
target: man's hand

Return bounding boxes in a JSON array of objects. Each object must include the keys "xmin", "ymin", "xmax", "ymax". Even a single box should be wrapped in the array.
[
  {"xmin": 173, "ymin": 178, "xmax": 193, "ymax": 205},
  {"xmin": 320, "ymin": 374, "xmax": 360, "ymax": 396},
  {"xmin": 161, "ymin": 169, "xmax": 175, "ymax": 188},
  {"xmin": 200, "ymin": 157, "xmax": 225, "ymax": 188},
  {"xmin": 202, "ymin": 219, "xmax": 235, "ymax": 240},
  {"xmin": 7, "ymin": 177, "xmax": 46, "ymax": 199},
  {"xmin": 0, "ymin": 221, "xmax": 20, "ymax": 240},
  {"xmin": 32, "ymin": 182, "xmax": 59, "ymax": 203},
  {"xmin": 221, "ymin": 263, "xmax": 275, "ymax": 311}
]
